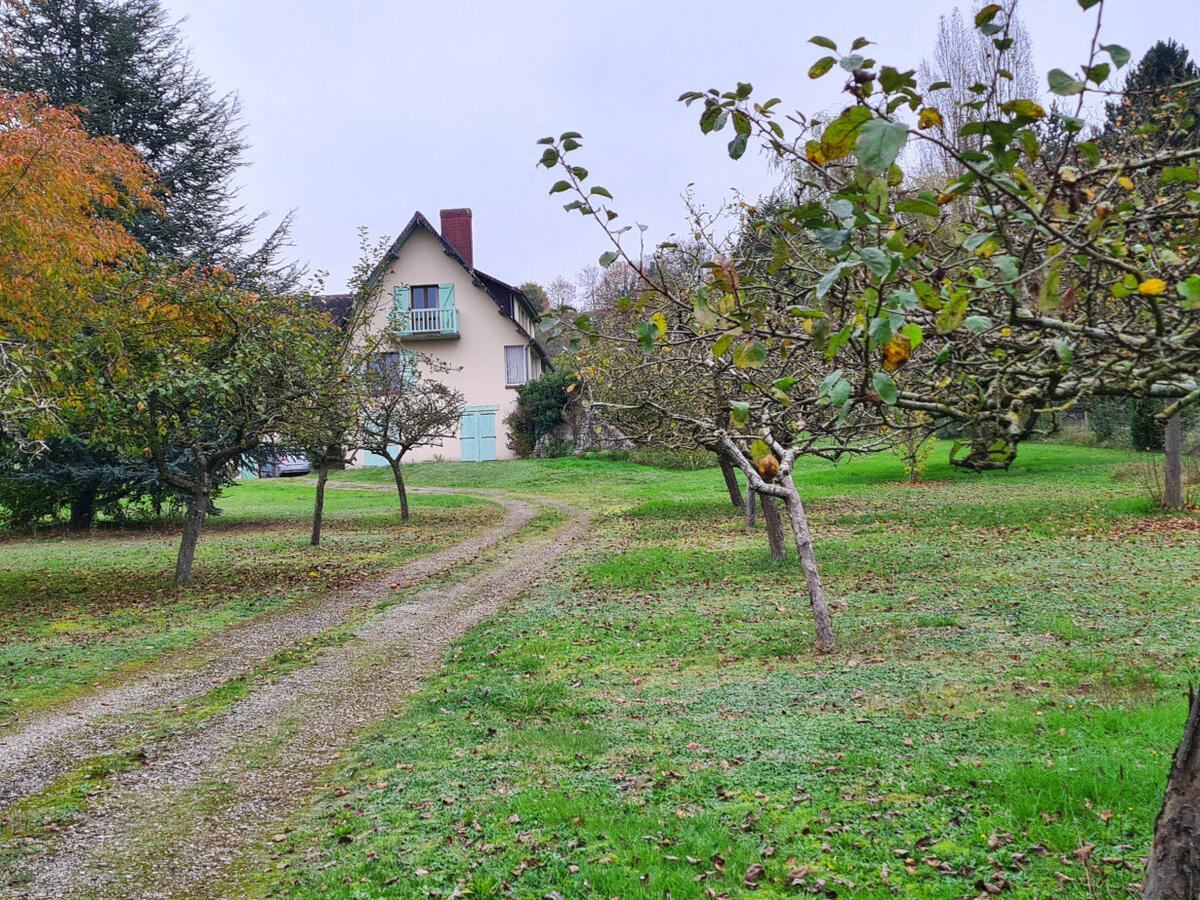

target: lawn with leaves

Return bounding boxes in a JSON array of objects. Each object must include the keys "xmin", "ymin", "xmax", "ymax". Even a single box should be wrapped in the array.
[
  {"xmin": 0, "ymin": 480, "xmax": 495, "ymax": 719},
  {"xmin": 260, "ymin": 445, "xmax": 1198, "ymax": 899}
]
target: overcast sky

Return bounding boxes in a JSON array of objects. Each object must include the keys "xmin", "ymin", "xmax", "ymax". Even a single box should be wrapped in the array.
[{"xmin": 159, "ymin": 1, "xmax": 1197, "ymax": 293}]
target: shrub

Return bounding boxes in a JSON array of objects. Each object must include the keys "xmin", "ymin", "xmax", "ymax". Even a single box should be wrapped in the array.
[
  {"xmin": 1089, "ymin": 398, "xmax": 1130, "ymax": 447},
  {"xmin": 505, "ymin": 371, "xmax": 578, "ymax": 458},
  {"xmin": 1130, "ymin": 398, "xmax": 1165, "ymax": 452}
]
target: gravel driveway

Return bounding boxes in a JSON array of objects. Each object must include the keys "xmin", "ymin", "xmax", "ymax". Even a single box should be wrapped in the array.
[{"xmin": 1, "ymin": 489, "xmax": 592, "ymax": 899}]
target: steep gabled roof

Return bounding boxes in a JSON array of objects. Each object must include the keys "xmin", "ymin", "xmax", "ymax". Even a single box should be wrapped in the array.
[
  {"xmin": 359, "ymin": 211, "xmax": 548, "ymax": 363},
  {"xmin": 312, "ymin": 293, "xmax": 356, "ymax": 328}
]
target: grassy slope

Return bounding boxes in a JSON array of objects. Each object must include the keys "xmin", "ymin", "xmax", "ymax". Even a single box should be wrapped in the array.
[
  {"xmin": 260, "ymin": 445, "xmax": 1200, "ymax": 899},
  {"xmin": 0, "ymin": 481, "xmax": 495, "ymax": 719}
]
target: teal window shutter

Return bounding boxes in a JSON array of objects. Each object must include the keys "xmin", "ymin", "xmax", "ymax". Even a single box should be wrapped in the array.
[
  {"xmin": 390, "ymin": 285, "xmax": 412, "ymax": 335},
  {"xmin": 399, "ymin": 348, "xmax": 418, "ymax": 387},
  {"xmin": 438, "ymin": 283, "xmax": 458, "ymax": 333}
]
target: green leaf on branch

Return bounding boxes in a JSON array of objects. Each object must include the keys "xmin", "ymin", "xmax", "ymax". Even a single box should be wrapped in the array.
[
  {"xmin": 816, "ymin": 228, "xmax": 851, "ymax": 253},
  {"xmin": 1102, "ymin": 44, "xmax": 1131, "ymax": 68},
  {"xmin": 589, "ymin": 186, "xmax": 613, "ymax": 198},
  {"xmin": 730, "ymin": 401, "xmax": 750, "ymax": 428},
  {"xmin": 727, "ymin": 133, "xmax": 749, "ymax": 160},
  {"xmin": 974, "ymin": 4, "xmax": 1003, "ymax": 26},
  {"xmin": 1054, "ymin": 340, "xmax": 1075, "ymax": 365},
  {"xmin": 712, "ymin": 333, "xmax": 734, "ymax": 357},
  {"xmin": 549, "ymin": 180, "xmax": 571, "ymax": 194},
  {"xmin": 872, "ymin": 371, "xmax": 898, "ymax": 404},
  {"xmin": 965, "ymin": 315, "xmax": 992, "ymax": 333},
  {"xmin": 1048, "ymin": 69, "xmax": 1086, "ymax": 96},
  {"xmin": 895, "ymin": 198, "xmax": 941, "ymax": 217},
  {"xmin": 1162, "ymin": 166, "xmax": 1198, "ymax": 184},
  {"xmin": 830, "ymin": 377, "xmax": 852, "ymax": 406},
  {"xmin": 816, "ymin": 262, "xmax": 848, "ymax": 299},
  {"xmin": 599, "ymin": 251, "xmax": 619, "ymax": 268},
  {"xmin": 809, "ymin": 56, "xmax": 836, "ymax": 78},
  {"xmin": 856, "ymin": 119, "xmax": 909, "ymax": 175},
  {"xmin": 1178, "ymin": 275, "xmax": 1200, "ymax": 309},
  {"xmin": 868, "ymin": 316, "xmax": 893, "ymax": 346},
  {"xmin": 732, "ymin": 339, "xmax": 767, "ymax": 369},
  {"xmin": 820, "ymin": 106, "xmax": 873, "ymax": 161},
  {"xmin": 879, "ymin": 66, "xmax": 917, "ymax": 93},
  {"xmin": 899, "ymin": 323, "xmax": 924, "ymax": 348},
  {"xmin": 824, "ymin": 325, "xmax": 852, "ymax": 361},
  {"xmin": 1000, "ymin": 98, "xmax": 1047, "ymax": 118},
  {"xmin": 693, "ymin": 296, "xmax": 719, "ymax": 328},
  {"xmin": 635, "ymin": 321, "xmax": 655, "ymax": 352},
  {"xmin": 829, "ymin": 198, "xmax": 855, "ymax": 219},
  {"xmin": 936, "ymin": 289, "xmax": 969, "ymax": 334},
  {"xmin": 860, "ymin": 247, "xmax": 893, "ymax": 279},
  {"xmin": 809, "ymin": 35, "xmax": 838, "ymax": 50}
]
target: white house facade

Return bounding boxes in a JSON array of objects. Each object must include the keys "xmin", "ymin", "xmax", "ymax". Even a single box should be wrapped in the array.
[{"xmin": 339, "ymin": 208, "xmax": 548, "ymax": 464}]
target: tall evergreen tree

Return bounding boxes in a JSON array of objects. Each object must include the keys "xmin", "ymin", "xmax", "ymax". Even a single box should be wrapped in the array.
[
  {"xmin": 1105, "ymin": 39, "xmax": 1199, "ymax": 151},
  {"xmin": 0, "ymin": 0, "xmax": 258, "ymax": 264},
  {"xmin": 0, "ymin": 0, "xmax": 301, "ymax": 529}
]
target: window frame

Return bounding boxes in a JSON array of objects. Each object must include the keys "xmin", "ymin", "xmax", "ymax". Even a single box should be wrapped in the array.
[{"xmin": 504, "ymin": 345, "xmax": 528, "ymax": 388}]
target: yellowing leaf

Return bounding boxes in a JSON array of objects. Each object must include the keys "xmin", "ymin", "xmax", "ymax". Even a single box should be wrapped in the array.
[
  {"xmin": 1138, "ymin": 278, "xmax": 1167, "ymax": 296},
  {"xmin": 650, "ymin": 312, "xmax": 668, "ymax": 338},
  {"xmin": 880, "ymin": 335, "xmax": 912, "ymax": 372},
  {"xmin": 918, "ymin": 108, "xmax": 943, "ymax": 130}
]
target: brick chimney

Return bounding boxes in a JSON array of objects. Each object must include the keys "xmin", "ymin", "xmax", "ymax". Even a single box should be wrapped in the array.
[{"xmin": 439, "ymin": 208, "xmax": 473, "ymax": 267}]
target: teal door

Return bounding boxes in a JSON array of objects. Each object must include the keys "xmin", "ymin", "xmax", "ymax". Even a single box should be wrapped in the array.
[
  {"xmin": 363, "ymin": 447, "xmax": 396, "ymax": 467},
  {"xmin": 460, "ymin": 407, "xmax": 498, "ymax": 462}
]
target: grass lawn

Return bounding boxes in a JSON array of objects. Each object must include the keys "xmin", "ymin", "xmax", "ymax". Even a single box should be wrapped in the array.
[
  {"xmin": 0, "ymin": 480, "xmax": 496, "ymax": 720},
  {"xmin": 259, "ymin": 444, "xmax": 1199, "ymax": 898}
]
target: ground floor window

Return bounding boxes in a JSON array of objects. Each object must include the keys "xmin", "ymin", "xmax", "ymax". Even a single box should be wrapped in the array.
[{"xmin": 504, "ymin": 345, "xmax": 527, "ymax": 387}]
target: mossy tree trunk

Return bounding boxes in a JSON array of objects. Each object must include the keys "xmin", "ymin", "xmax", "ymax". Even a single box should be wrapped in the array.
[{"xmin": 1141, "ymin": 684, "xmax": 1200, "ymax": 899}]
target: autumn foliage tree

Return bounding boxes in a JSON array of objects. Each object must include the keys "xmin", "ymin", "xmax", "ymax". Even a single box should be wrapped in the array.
[{"xmin": 0, "ymin": 89, "xmax": 157, "ymax": 444}]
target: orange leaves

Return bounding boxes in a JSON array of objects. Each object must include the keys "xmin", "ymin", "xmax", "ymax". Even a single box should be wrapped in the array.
[{"xmin": 0, "ymin": 90, "xmax": 159, "ymax": 345}]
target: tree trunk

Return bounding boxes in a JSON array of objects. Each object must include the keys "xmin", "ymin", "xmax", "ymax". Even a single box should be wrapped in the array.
[
  {"xmin": 310, "ymin": 461, "xmax": 329, "ymax": 546},
  {"xmin": 1164, "ymin": 413, "xmax": 1184, "ymax": 510},
  {"xmin": 68, "ymin": 487, "xmax": 96, "ymax": 532},
  {"xmin": 719, "ymin": 453, "xmax": 745, "ymax": 509},
  {"xmin": 746, "ymin": 485, "xmax": 757, "ymax": 529},
  {"xmin": 779, "ymin": 475, "xmax": 835, "ymax": 652},
  {"xmin": 174, "ymin": 487, "xmax": 210, "ymax": 587},
  {"xmin": 1141, "ymin": 684, "xmax": 1200, "ymax": 900},
  {"xmin": 761, "ymin": 493, "xmax": 787, "ymax": 559},
  {"xmin": 390, "ymin": 458, "xmax": 410, "ymax": 520}
]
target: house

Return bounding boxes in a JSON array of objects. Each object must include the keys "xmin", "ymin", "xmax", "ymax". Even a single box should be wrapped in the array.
[{"xmin": 339, "ymin": 208, "xmax": 549, "ymax": 464}]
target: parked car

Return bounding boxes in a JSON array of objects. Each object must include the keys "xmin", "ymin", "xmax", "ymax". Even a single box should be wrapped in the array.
[{"xmin": 260, "ymin": 453, "xmax": 311, "ymax": 477}]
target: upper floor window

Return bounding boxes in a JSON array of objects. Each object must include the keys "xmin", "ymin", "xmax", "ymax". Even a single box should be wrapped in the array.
[
  {"xmin": 504, "ymin": 345, "xmax": 528, "ymax": 387},
  {"xmin": 411, "ymin": 285, "xmax": 439, "ymax": 310}
]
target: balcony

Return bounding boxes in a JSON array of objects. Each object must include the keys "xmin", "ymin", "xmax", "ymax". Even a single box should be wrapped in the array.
[{"xmin": 394, "ymin": 306, "xmax": 460, "ymax": 339}]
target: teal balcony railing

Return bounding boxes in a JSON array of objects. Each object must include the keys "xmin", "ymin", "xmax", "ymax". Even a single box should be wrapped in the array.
[{"xmin": 395, "ymin": 306, "xmax": 459, "ymax": 337}]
